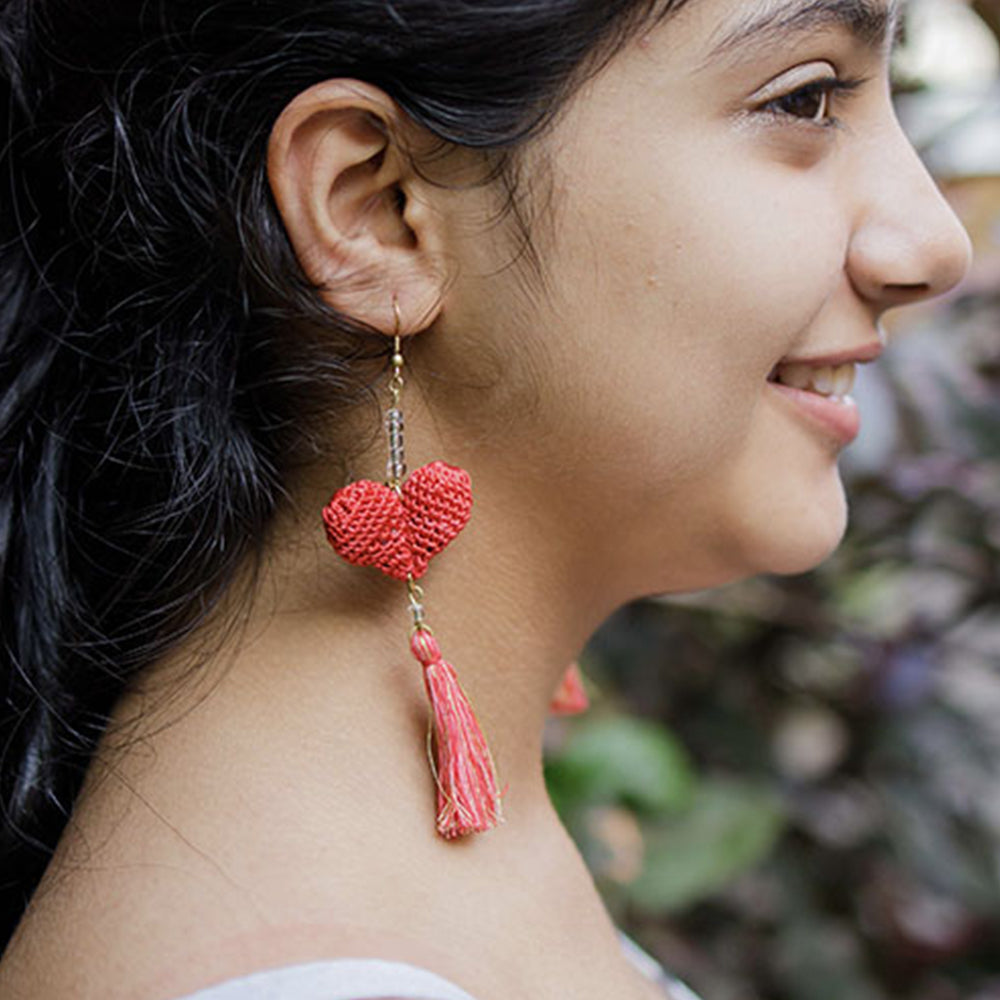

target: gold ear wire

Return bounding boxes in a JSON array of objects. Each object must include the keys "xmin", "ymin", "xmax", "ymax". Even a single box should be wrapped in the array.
[
  {"xmin": 388, "ymin": 296, "xmax": 405, "ymax": 418},
  {"xmin": 391, "ymin": 295, "xmax": 403, "ymax": 356}
]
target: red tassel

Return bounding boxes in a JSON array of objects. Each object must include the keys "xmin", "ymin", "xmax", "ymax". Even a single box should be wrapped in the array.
[
  {"xmin": 410, "ymin": 629, "xmax": 503, "ymax": 839},
  {"xmin": 549, "ymin": 662, "xmax": 590, "ymax": 716}
]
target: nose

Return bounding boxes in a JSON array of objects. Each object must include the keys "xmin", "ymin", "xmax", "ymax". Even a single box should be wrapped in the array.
[{"xmin": 846, "ymin": 115, "xmax": 972, "ymax": 310}]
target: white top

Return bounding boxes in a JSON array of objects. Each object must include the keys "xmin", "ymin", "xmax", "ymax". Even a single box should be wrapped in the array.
[
  {"xmin": 173, "ymin": 958, "xmax": 478, "ymax": 1000},
  {"xmin": 171, "ymin": 932, "xmax": 704, "ymax": 1000}
]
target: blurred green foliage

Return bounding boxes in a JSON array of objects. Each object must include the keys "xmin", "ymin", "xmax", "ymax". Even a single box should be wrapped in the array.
[{"xmin": 544, "ymin": 9, "xmax": 1000, "ymax": 993}]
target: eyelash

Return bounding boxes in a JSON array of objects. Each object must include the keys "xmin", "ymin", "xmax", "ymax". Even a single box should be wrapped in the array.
[{"xmin": 761, "ymin": 76, "xmax": 866, "ymax": 129}]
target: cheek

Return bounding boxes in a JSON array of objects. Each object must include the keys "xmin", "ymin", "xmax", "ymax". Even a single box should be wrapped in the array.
[
  {"xmin": 525, "ymin": 146, "xmax": 854, "ymax": 589},
  {"xmin": 547, "ymin": 164, "xmax": 845, "ymax": 483}
]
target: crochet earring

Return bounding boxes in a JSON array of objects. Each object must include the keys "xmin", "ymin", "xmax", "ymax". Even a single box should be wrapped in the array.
[
  {"xmin": 550, "ymin": 662, "xmax": 590, "ymax": 716},
  {"xmin": 321, "ymin": 298, "xmax": 504, "ymax": 840}
]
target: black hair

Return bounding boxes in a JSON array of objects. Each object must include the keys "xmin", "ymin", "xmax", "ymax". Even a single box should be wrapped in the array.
[{"xmin": 0, "ymin": 0, "xmax": 687, "ymax": 948}]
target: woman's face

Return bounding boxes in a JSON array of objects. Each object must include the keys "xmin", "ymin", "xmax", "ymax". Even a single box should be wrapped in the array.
[{"xmin": 435, "ymin": 0, "xmax": 972, "ymax": 599}]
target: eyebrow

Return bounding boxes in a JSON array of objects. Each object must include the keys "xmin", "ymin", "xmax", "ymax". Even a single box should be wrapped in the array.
[{"xmin": 704, "ymin": 0, "xmax": 904, "ymax": 66}]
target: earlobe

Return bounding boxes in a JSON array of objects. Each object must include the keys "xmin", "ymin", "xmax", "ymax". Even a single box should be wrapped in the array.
[{"xmin": 267, "ymin": 79, "xmax": 445, "ymax": 334}]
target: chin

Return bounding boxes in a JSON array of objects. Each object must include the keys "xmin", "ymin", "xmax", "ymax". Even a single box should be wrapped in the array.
[
  {"xmin": 652, "ymin": 505, "xmax": 848, "ymax": 597},
  {"xmin": 641, "ymin": 468, "xmax": 851, "ymax": 595},
  {"xmin": 753, "ymin": 491, "xmax": 849, "ymax": 577}
]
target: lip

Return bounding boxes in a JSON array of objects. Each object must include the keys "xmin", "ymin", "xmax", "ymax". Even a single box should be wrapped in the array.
[
  {"xmin": 776, "ymin": 341, "xmax": 883, "ymax": 368},
  {"xmin": 767, "ymin": 382, "xmax": 861, "ymax": 447}
]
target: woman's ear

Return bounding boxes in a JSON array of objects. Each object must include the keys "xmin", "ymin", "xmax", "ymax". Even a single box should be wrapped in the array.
[{"xmin": 267, "ymin": 80, "xmax": 446, "ymax": 335}]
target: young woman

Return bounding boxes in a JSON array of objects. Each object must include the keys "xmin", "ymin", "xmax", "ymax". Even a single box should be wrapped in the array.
[{"xmin": 0, "ymin": 0, "xmax": 971, "ymax": 997}]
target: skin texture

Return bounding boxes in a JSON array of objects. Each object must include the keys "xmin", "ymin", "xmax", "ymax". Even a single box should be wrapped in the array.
[{"xmin": 0, "ymin": 2, "xmax": 972, "ymax": 999}]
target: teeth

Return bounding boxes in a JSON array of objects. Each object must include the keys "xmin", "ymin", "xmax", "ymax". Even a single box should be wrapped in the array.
[
  {"xmin": 782, "ymin": 364, "xmax": 815, "ymax": 390},
  {"xmin": 812, "ymin": 366, "xmax": 836, "ymax": 395},
  {"xmin": 834, "ymin": 365, "xmax": 856, "ymax": 396},
  {"xmin": 775, "ymin": 362, "xmax": 856, "ymax": 398}
]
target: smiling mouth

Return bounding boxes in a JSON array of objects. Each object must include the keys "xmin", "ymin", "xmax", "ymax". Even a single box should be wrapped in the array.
[
  {"xmin": 765, "ymin": 342, "xmax": 882, "ymax": 446},
  {"xmin": 767, "ymin": 361, "xmax": 857, "ymax": 401},
  {"xmin": 765, "ymin": 359, "xmax": 871, "ymax": 447}
]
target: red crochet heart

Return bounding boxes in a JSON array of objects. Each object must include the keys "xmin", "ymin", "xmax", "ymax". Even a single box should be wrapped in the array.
[{"xmin": 322, "ymin": 461, "xmax": 473, "ymax": 581}]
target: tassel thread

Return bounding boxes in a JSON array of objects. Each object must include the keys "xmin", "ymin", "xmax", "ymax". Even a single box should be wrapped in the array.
[{"xmin": 410, "ymin": 628, "xmax": 504, "ymax": 839}]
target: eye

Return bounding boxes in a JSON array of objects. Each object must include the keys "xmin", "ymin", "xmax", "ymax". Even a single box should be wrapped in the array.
[
  {"xmin": 768, "ymin": 80, "xmax": 834, "ymax": 121},
  {"xmin": 760, "ymin": 77, "xmax": 865, "ymax": 128}
]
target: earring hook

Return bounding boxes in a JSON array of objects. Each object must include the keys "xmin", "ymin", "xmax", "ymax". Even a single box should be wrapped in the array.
[
  {"xmin": 389, "ymin": 296, "xmax": 405, "ymax": 411},
  {"xmin": 391, "ymin": 295, "xmax": 403, "ymax": 354}
]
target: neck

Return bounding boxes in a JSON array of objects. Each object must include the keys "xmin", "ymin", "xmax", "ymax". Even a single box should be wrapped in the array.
[{"xmin": 119, "ymin": 448, "xmax": 621, "ymax": 854}]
